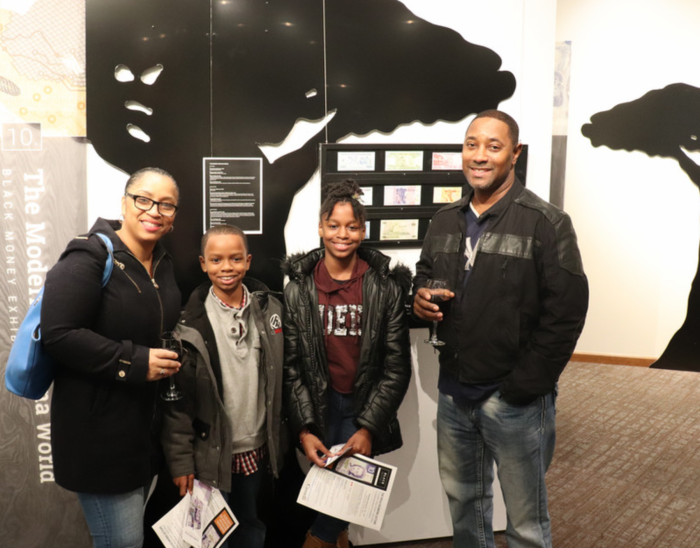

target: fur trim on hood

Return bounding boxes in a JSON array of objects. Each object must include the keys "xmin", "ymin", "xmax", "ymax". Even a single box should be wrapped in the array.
[
  {"xmin": 281, "ymin": 248, "xmax": 413, "ymax": 297},
  {"xmin": 390, "ymin": 262, "xmax": 413, "ymax": 296}
]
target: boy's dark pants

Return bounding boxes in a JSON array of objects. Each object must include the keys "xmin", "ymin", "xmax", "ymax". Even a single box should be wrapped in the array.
[{"xmin": 223, "ymin": 456, "xmax": 273, "ymax": 548}]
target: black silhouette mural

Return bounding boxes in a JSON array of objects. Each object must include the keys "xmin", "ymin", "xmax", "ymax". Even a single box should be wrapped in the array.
[
  {"xmin": 582, "ymin": 83, "xmax": 700, "ymax": 371},
  {"xmin": 86, "ymin": 0, "xmax": 516, "ymax": 294}
]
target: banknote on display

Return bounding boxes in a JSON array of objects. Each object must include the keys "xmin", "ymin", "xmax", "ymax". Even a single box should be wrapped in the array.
[
  {"xmin": 431, "ymin": 152, "xmax": 462, "ymax": 170},
  {"xmin": 433, "ymin": 186, "xmax": 462, "ymax": 203},
  {"xmin": 384, "ymin": 185, "xmax": 421, "ymax": 206},
  {"xmin": 337, "ymin": 151, "xmax": 376, "ymax": 171},
  {"xmin": 385, "ymin": 150, "xmax": 423, "ymax": 171},
  {"xmin": 380, "ymin": 219, "xmax": 419, "ymax": 240}
]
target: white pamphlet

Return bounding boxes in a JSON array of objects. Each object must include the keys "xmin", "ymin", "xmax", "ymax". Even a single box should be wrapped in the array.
[
  {"xmin": 297, "ymin": 448, "xmax": 397, "ymax": 531},
  {"xmin": 153, "ymin": 480, "xmax": 238, "ymax": 548}
]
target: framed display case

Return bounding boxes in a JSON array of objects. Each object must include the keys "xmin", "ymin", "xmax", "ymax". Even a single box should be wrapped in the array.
[{"xmin": 320, "ymin": 143, "xmax": 528, "ymax": 247}]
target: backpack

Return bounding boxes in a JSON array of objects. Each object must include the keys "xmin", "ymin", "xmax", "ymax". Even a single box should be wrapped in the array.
[{"xmin": 4, "ymin": 233, "xmax": 115, "ymax": 400}]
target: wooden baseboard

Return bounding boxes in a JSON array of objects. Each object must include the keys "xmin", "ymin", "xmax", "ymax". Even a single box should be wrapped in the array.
[{"xmin": 571, "ymin": 353, "xmax": 656, "ymax": 367}]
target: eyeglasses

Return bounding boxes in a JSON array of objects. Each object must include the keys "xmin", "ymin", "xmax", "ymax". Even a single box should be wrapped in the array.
[{"xmin": 126, "ymin": 193, "xmax": 179, "ymax": 217}]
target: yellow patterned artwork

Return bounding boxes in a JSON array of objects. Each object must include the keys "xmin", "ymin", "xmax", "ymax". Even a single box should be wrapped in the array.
[{"xmin": 0, "ymin": 0, "xmax": 86, "ymax": 137}]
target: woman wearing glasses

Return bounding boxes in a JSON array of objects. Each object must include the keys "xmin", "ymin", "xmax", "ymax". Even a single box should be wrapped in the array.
[{"xmin": 42, "ymin": 167, "xmax": 182, "ymax": 548}]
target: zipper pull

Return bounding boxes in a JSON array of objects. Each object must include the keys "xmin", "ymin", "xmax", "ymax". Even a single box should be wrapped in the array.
[
  {"xmin": 115, "ymin": 259, "xmax": 125, "ymax": 270},
  {"xmin": 151, "ymin": 278, "xmax": 159, "ymax": 289}
]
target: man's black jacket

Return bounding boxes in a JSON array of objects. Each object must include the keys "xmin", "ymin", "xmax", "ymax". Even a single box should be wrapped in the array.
[{"xmin": 413, "ymin": 179, "xmax": 589, "ymax": 405}]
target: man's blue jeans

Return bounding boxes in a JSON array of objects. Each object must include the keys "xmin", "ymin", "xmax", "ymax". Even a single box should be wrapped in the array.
[
  {"xmin": 437, "ymin": 390, "xmax": 556, "ymax": 548},
  {"xmin": 77, "ymin": 486, "xmax": 149, "ymax": 548}
]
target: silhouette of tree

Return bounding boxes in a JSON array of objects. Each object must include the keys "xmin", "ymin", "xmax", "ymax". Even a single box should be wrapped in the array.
[
  {"xmin": 86, "ymin": 0, "xmax": 516, "ymax": 293},
  {"xmin": 582, "ymin": 83, "xmax": 700, "ymax": 370}
]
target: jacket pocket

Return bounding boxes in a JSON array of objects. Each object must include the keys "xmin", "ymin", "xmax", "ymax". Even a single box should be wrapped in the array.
[
  {"xmin": 193, "ymin": 416, "xmax": 219, "ymax": 483},
  {"xmin": 193, "ymin": 417, "xmax": 211, "ymax": 442},
  {"xmin": 374, "ymin": 416, "xmax": 403, "ymax": 456},
  {"xmin": 89, "ymin": 382, "xmax": 111, "ymax": 416},
  {"xmin": 495, "ymin": 306, "xmax": 520, "ymax": 362},
  {"xmin": 429, "ymin": 233, "xmax": 462, "ymax": 288}
]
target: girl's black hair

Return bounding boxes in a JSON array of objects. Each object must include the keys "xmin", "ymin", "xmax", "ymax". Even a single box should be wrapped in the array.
[{"xmin": 320, "ymin": 179, "xmax": 366, "ymax": 224}]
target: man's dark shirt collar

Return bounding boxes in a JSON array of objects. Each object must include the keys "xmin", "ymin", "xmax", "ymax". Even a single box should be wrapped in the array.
[{"xmin": 459, "ymin": 176, "xmax": 525, "ymax": 221}]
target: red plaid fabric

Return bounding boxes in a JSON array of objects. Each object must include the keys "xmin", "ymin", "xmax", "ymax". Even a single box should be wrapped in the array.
[
  {"xmin": 211, "ymin": 286, "xmax": 246, "ymax": 310},
  {"xmin": 231, "ymin": 444, "xmax": 267, "ymax": 476}
]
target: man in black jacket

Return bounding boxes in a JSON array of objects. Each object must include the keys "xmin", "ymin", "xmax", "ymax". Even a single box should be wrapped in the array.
[{"xmin": 413, "ymin": 110, "xmax": 588, "ymax": 548}]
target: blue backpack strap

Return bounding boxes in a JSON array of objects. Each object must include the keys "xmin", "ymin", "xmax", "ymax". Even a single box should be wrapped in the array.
[{"xmin": 93, "ymin": 233, "xmax": 114, "ymax": 287}]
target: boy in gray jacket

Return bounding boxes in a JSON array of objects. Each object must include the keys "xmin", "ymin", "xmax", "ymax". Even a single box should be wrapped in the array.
[{"xmin": 162, "ymin": 224, "xmax": 285, "ymax": 547}]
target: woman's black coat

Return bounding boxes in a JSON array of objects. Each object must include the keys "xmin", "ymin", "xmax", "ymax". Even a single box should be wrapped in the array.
[{"xmin": 42, "ymin": 218, "xmax": 181, "ymax": 494}]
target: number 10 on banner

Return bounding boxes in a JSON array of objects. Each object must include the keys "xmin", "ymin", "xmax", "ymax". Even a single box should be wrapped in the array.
[{"xmin": 2, "ymin": 123, "xmax": 42, "ymax": 151}]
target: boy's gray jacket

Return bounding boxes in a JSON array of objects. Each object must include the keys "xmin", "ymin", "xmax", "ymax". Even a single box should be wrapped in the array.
[{"xmin": 161, "ymin": 280, "xmax": 286, "ymax": 492}]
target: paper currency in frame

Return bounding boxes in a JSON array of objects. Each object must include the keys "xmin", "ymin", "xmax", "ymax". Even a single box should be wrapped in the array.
[
  {"xmin": 359, "ymin": 186, "xmax": 374, "ymax": 205},
  {"xmin": 384, "ymin": 185, "xmax": 421, "ymax": 206},
  {"xmin": 385, "ymin": 150, "xmax": 423, "ymax": 171},
  {"xmin": 337, "ymin": 151, "xmax": 376, "ymax": 171},
  {"xmin": 431, "ymin": 151, "xmax": 462, "ymax": 170},
  {"xmin": 380, "ymin": 219, "xmax": 419, "ymax": 241},
  {"xmin": 433, "ymin": 186, "xmax": 462, "ymax": 203}
]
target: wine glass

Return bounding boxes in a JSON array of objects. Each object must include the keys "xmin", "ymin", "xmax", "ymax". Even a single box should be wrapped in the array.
[
  {"xmin": 161, "ymin": 331, "xmax": 183, "ymax": 402},
  {"xmin": 423, "ymin": 279, "xmax": 450, "ymax": 347}
]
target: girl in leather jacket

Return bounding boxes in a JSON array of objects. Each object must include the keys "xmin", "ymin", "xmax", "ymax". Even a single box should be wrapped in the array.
[{"xmin": 282, "ymin": 179, "xmax": 412, "ymax": 548}]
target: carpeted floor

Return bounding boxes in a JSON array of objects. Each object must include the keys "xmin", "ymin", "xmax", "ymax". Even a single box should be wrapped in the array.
[
  {"xmin": 366, "ymin": 361, "xmax": 700, "ymax": 547},
  {"xmin": 548, "ymin": 361, "xmax": 700, "ymax": 547}
]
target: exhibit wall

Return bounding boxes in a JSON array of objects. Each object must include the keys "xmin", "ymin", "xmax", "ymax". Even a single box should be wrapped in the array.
[
  {"xmin": 284, "ymin": 2, "xmax": 557, "ymax": 542},
  {"xmin": 0, "ymin": 1, "xmax": 560, "ymax": 546},
  {"xmin": 557, "ymin": 0, "xmax": 700, "ymax": 364},
  {"xmin": 6, "ymin": 0, "xmax": 700, "ymax": 545},
  {"xmin": 83, "ymin": 0, "xmax": 533, "ymax": 296}
]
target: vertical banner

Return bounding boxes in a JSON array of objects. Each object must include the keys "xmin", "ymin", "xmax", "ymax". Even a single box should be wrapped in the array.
[
  {"xmin": 550, "ymin": 41, "xmax": 572, "ymax": 208},
  {"xmin": 1, "ymin": 0, "xmax": 90, "ymax": 542},
  {"xmin": 0, "ymin": 134, "xmax": 90, "ymax": 546}
]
